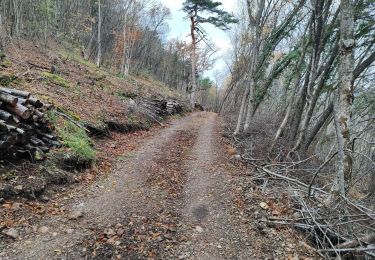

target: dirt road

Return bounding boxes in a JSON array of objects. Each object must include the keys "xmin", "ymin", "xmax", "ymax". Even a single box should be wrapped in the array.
[{"xmin": 1, "ymin": 112, "xmax": 315, "ymax": 259}]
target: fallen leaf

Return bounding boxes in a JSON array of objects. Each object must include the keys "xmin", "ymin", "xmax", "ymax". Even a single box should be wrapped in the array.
[{"xmin": 259, "ymin": 202, "xmax": 269, "ymax": 210}]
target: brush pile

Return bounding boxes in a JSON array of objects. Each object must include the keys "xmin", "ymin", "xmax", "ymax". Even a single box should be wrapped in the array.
[
  {"xmin": 241, "ymin": 158, "xmax": 375, "ymax": 259},
  {"xmin": 0, "ymin": 87, "xmax": 60, "ymax": 161}
]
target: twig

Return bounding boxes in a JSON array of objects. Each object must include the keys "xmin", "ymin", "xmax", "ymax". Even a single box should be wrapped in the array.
[
  {"xmin": 259, "ymin": 220, "xmax": 317, "ymax": 229},
  {"xmin": 284, "ymin": 154, "xmax": 318, "ymax": 169},
  {"xmin": 350, "ymin": 149, "xmax": 375, "ymax": 166},
  {"xmin": 296, "ymin": 192, "xmax": 340, "ymax": 255},
  {"xmin": 26, "ymin": 61, "xmax": 50, "ymax": 71},
  {"xmin": 336, "ymin": 233, "xmax": 375, "ymax": 249},
  {"xmin": 143, "ymin": 112, "xmax": 164, "ymax": 126},
  {"xmin": 241, "ymin": 155, "xmax": 263, "ymax": 161},
  {"xmin": 334, "ymin": 218, "xmax": 370, "ymax": 226},
  {"xmin": 319, "ymin": 247, "xmax": 375, "ymax": 253},
  {"xmin": 250, "ymin": 162, "xmax": 327, "ymax": 195},
  {"xmin": 344, "ymin": 198, "xmax": 375, "ymax": 221},
  {"xmin": 55, "ymin": 110, "xmax": 89, "ymax": 132},
  {"xmin": 261, "ymin": 178, "xmax": 269, "ymax": 193},
  {"xmin": 308, "ymin": 151, "xmax": 338, "ymax": 197}
]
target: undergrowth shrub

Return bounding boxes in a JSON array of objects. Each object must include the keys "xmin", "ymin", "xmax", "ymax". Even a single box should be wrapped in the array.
[
  {"xmin": 0, "ymin": 51, "xmax": 6, "ymax": 60},
  {"xmin": 0, "ymin": 73, "xmax": 17, "ymax": 86},
  {"xmin": 58, "ymin": 121, "xmax": 96, "ymax": 163},
  {"xmin": 42, "ymin": 72, "xmax": 70, "ymax": 88},
  {"xmin": 47, "ymin": 110, "xmax": 58, "ymax": 125}
]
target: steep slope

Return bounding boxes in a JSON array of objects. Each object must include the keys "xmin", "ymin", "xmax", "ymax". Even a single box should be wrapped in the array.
[
  {"xmin": 0, "ymin": 40, "xmax": 188, "ymax": 200},
  {"xmin": 1, "ymin": 41, "xmax": 185, "ymax": 127}
]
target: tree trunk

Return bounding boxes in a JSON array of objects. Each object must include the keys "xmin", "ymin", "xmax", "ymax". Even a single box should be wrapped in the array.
[
  {"xmin": 243, "ymin": 0, "xmax": 263, "ymax": 132},
  {"xmin": 288, "ymin": 56, "xmax": 312, "ymax": 142},
  {"xmin": 121, "ymin": 13, "xmax": 128, "ymax": 75},
  {"xmin": 215, "ymin": 83, "xmax": 219, "ymax": 112},
  {"xmin": 243, "ymin": 75, "xmax": 255, "ymax": 132},
  {"xmin": 13, "ymin": 0, "xmax": 20, "ymax": 36},
  {"xmin": 302, "ymin": 101, "xmax": 334, "ymax": 151},
  {"xmin": 84, "ymin": 33, "xmax": 94, "ymax": 61},
  {"xmin": 124, "ymin": 26, "xmax": 136, "ymax": 76},
  {"xmin": 269, "ymin": 100, "xmax": 293, "ymax": 154},
  {"xmin": 290, "ymin": 41, "xmax": 338, "ymax": 153},
  {"xmin": 190, "ymin": 13, "xmax": 197, "ymax": 109},
  {"xmin": 43, "ymin": 0, "xmax": 49, "ymax": 48},
  {"xmin": 370, "ymin": 150, "xmax": 375, "ymax": 195},
  {"xmin": 270, "ymin": 39, "xmax": 309, "ymax": 153},
  {"xmin": 330, "ymin": 0, "xmax": 355, "ymax": 199},
  {"xmin": 0, "ymin": 13, "xmax": 3, "ymax": 47},
  {"xmin": 96, "ymin": 0, "xmax": 102, "ymax": 68},
  {"xmin": 234, "ymin": 84, "xmax": 249, "ymax": 135}
]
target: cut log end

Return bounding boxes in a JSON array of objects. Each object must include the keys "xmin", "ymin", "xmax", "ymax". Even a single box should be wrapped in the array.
[{"xmin": 0, "ymin": 87, "xmax": 58, "ymax": 161}]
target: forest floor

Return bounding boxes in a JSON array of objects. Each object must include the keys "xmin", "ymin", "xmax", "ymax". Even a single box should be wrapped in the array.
[{"xmin": 0, "ymin": 112, "xmax": 319, "ymax": 259}]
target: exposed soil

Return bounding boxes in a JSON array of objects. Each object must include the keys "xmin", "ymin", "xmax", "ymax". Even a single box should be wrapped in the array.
[{"xmin": 0, "ymin": 112, "xmax": 318, "ymax": 259}]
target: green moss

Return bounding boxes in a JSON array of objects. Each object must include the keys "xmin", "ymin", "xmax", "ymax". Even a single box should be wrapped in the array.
[
  {"xmin": 94, "ymin": 74, "xmax": 106, "ymax": 81},
  {"xmin": 135, "ymin": 69, "xmax": 152, "ymax": 79},
  {"xmin": 99, "ymin": 84, "xmax": 111, "ymax": 93},
  {"xmin": 72, "ymin": 84, "xmax": 82, "ymax": 95},
  {"xmin": 117, "ymin": 155, "xmax": 126, "ymax": 161},
  {"xmin": 127, "ymin": 114, "xmax": 137, "ymax": 125},
  {"xmin": 116, "ymin": 91, "xmax": 137, "ymax": 99},
  {"xmin": 46, "ymin": 110, "xmax": 58, "ymax": 125},
  {"xmin": 0, "ymin": 74, "xmax": 17, "ymax": 86},
  {"xmin": 0, "ymin": 51, "xmax": 5, "ymax": 61},
  {"xmin": 59, "ymin": 50, "xmax": 97, "ymax": 69},
  {"xmin": 115, "ymin": 72, "xmax": 127, "ymax": 79},
  {"xmin": 1, "ymin": 59, "xmax": 12, "ymax": 68},
  {"xmin": 58, "ymin": 121, "xmax": 96, "ymax": 163},
  {"xmin": 56, "ymin": 107, "xmax": 81, "ymax": 121},
  {"xmin": 92, "ymin": 110, "xmax": 107, "ymax": 124},
  {"xmin": 144, "ymin": 120, "xmax": 152, "ymax": 129},
  {"xmin": 42, "ymin": 72, "xmax": 70, "ymax": 88}
]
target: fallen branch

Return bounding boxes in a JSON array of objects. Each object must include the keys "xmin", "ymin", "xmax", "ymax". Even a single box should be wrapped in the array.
[
  {"xmin": 259, "ymin": 219, "xmax": 322, "ymax": 229},
  {"xmin": 308, "ymin": 151, "xmax": 338, "ymax": 197},
  {"xmin": 336, "ymin": 233, "xmax": 375, "ymax": 249},
  {"xmin": 250, "ymin": 162, "xmax": 327, "ymax": 195},
  {"xmin": 26, "ymin": 61, "xmax": 50, "ymax": 71},
  {"xmin": 55, "ymin": 110, "xmax": 89, "ymax": 132},
  {"xmin": 319, "ymin": 247, "xmax": 375, "ymax": 253},
  {"xmin": 245, "ymin": 160, "xmax": 375, "ymax": 258}
]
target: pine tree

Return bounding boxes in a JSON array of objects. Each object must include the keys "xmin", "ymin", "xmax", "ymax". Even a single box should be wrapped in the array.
[{"xmin": 182, "ymin": 0, "xmax": 237, "ymax": 108}]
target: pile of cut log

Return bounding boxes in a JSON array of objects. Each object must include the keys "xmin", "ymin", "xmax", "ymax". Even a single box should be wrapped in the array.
[
  {"xmin": 129, "ymin": 97, "xmax": 185, "ymax": 126},
  {"xmin": 165, "ymin": 100, "xmax": 184, "ymax": 115},
  {"xmin": 138, "ymin": 98, "xmax": 183, "ymax": 119},
  {"xmin": 0, "ymin": 87, "xmax": 59, "ymax": 161}
]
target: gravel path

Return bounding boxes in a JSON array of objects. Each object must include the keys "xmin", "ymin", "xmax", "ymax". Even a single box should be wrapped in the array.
[
  {"xmin": 3, "ymin": 113, "xmax": 198, "ymax": 259},
  {"xmin": 1, "ymin": 112, "xmax": 316, "ymax": 259},
  {"xmin": 172, "ymin": 113, "xmax": 252, "ymax": 259}
]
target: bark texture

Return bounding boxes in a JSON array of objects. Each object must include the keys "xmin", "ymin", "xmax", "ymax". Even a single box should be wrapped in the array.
[{"xmin": 331, "ymin": 0, "xmax": 355, "ymax": 197}]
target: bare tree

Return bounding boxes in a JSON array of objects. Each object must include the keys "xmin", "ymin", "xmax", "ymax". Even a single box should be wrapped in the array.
[
  {"xmin": 183, "ymin": 0, "xmax": 237, "ymax": 108},
  {"xmin": 330, "ymin": 0, "xmax": 355, "ymax": 199}
]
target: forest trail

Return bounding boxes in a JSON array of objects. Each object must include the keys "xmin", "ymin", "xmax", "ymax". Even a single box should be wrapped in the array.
[
  {"xmin": 2, "ymin": 112, "xmax": 312, "ymax": 259},
  {"xmin": 172, "ymin": 113, "xmax": 252, "ymax": 259}
]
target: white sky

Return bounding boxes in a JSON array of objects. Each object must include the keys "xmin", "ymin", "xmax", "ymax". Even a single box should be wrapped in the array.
[{"xmin": 159, "ymin": 0, "xmax": 236, "ymax": 79}]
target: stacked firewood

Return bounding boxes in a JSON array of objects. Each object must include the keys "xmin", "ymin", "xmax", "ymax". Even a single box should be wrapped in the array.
[
  {"xmin": 138, "ymin": 98, "xmax": 183, "ymax": 119},
  {"xmin": 165, "ymin": 100, "xmax": 183, "ymax": 115},
  {"xmin": 0, "ymin": 87, "xmax": 59, "ymax": 161}
]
